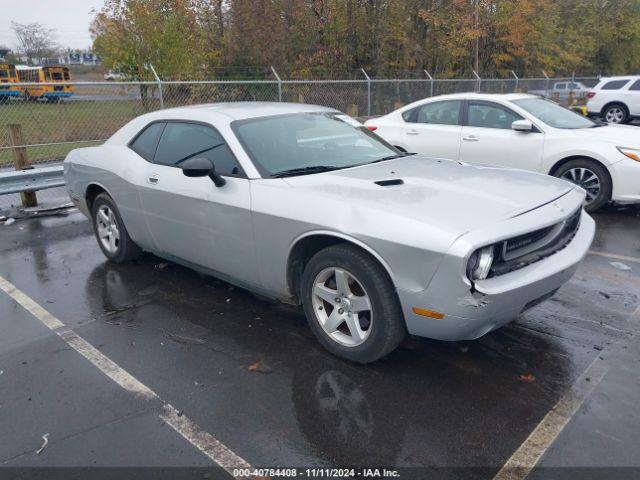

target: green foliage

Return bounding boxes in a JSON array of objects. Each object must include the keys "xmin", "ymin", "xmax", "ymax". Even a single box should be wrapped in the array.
[{"xmin": 91, "ymin": 0, "xmax": 640, "ymax": 79}]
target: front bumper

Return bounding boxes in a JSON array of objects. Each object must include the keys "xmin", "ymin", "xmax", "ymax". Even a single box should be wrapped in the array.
[
  {"xmin": 397, "ymin": 202, "xmax": 595, "ymax": 341},
  {"xmin": 608, "ymin": 158, "xmax": 640, "ymax": 204}
]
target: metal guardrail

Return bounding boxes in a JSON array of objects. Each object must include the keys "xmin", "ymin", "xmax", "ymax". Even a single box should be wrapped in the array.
[{"xmin": 0, "ymin": 165, "xmax": 64, "ymax": 195}]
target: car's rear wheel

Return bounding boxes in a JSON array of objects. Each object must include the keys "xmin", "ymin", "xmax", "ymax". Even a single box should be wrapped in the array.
[
  {"xmin": 300, "ymin": 244, "xmax": 406, "ymax": 363},
  {"xmin": 92, "ymin": 193, "xmax": 141, "ymax": 263},
  {"xmin": 554, "ymin": 159, "xmax": 612, "ymax": 212},
  {"xmin": 602, "ymin": 103, "xmax": 628, "ymax": 124}
]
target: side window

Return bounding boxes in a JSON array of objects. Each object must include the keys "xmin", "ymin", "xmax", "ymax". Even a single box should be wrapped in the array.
[
  {"xmin": 601, "ymin": 80, "xmax": 630, "ymax": 90},
  {"xmin": 467, "ymin": 102, "xmax": 522, "ymax": 130},
  {"xmin": 556, "ymin": 83, "xmax": 566, "ymax": 90},
  {"xmin": 401, "ymin": 109, "xmax": 415, "ymax": 122},
  {"xmin": 629, "ymin": 79, "xmax": 640, "ymax": 91},
  {"xmin": 154, "ymin": 122, "xmax": 242, "ymax": 177},
  {"xmin": 412, "ymin": 100, "xmax": 461, "ymax": 126},
  {"xmin": 130, "ymin": 122, "xmax": 165, "ymax": 161}
]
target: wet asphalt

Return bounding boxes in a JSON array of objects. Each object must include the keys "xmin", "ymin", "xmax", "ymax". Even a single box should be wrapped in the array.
[{"xmin": 0, "ymin": 204, "xmax": 639, "ymax": 478}]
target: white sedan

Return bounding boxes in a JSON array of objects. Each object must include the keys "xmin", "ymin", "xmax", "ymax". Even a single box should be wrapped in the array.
[{"xmin": 365, "ymin": 93, "xmax": 640, "ymax": 211}]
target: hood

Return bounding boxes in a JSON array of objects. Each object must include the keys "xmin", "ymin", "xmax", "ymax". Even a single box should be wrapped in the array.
[
  {"xmin": 570, "ymin": 124, "xmax": 640, "ymax": 147},
  {"xmin": 283, "ymin": 157, "xmax": 577, "ymax": 236}
]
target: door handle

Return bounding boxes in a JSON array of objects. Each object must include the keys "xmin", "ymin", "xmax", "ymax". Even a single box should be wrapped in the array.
[
  {"xmin": 406, "ymin": 129, "xmax": 420, "ymax": 135},
  {"xmin": 147, "ymin": 175, "xmax": 159, "ymax": 185},
  {"xmin": 463, "ymin": 135, "xmax": 479, "ymax": 142}
]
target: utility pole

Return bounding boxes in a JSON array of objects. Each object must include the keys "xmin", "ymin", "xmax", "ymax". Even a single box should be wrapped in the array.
[{"xmin": 474, "ymin": 0, "xmax": 480, "ymax": 74}]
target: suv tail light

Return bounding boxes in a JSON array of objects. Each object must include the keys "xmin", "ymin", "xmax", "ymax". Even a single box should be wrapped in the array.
[
  {"xmin": 366, "ymin": 126, "xmax": 378, "ymax": 132},
  {"xmin": 587, "ymin": 92, "xmax": 596, "ymax": 99}
]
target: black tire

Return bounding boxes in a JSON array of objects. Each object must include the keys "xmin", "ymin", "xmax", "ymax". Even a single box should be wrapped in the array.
[
  {"xmin": 601, "ymin": 103, "xmax": 629, "ymax": 124},
  {"xmin": 553, "ymin": 159, "xmax": 612, "ymax": 212},
  {"xmin": 300, "ymin": 244, "xmax": 406, "ymax": 363},
  {"xmin": 91, "ymin": 192, "xmax": 141, "ymax": 263}
]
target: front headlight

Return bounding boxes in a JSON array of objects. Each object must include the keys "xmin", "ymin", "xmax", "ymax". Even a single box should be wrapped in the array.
[
  {"xmin": 617, "ymin": 147, "xmax": 640, "ymax": 162},
  {"xmin": 466, "ymin": 246, "xmax": 495, "ymax": 281}
]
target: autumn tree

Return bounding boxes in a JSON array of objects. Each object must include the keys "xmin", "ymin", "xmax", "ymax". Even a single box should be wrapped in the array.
[{"xmin": 90, "ymin": 0, "xmax": 640, "ymax": 79}]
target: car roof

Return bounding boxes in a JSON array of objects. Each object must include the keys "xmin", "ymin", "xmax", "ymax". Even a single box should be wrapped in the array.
[
  {"xmin": 398, "ymin": 92, "xmax": 537, "ymax": 109},
  {"xmin": 597, "ymin": 76, "xmax": 640, "ymax": 81},
  {"xmin": 157, "ymin": 101, "xmax": 338, "ymax": 121}
]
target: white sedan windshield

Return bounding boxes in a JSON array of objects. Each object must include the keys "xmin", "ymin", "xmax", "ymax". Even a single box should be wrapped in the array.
[
  {"xmin": 513, "ymin": 98, "xmax": 597, "ymax": 129},
  {"xmin": 232, "ymin": 112, "xmax": 401, "ymax": 177}
]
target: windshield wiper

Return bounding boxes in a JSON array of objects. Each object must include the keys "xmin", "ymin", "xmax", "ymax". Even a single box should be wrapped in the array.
[
  {"xmin": 369, "ymin": 152, "xmax": 417, "ymax": 164},
  {"xmin": 270, "ymin": 165, "xmax": 344, "ymax": 178}
]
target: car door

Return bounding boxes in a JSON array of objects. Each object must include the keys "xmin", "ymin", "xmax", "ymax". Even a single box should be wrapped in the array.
[
  {"xmin": 459, "ymin": 100, "xmax": 545, "ymax": 172},
  {"xmin": 137, "ymin": 121, "xmax": 258, "ymax": 284},
  {"xmin": 399, "ymin": 100, "xmax": 463, "ymax": 160},
  {"xmin": 625, "ymin": 78, "xmax": 640, "ymax": 116}
]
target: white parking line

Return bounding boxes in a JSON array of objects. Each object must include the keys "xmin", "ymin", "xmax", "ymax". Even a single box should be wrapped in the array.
[
  {"xmin": 0, "ymin": 275, "xmax": 252, "ymax": 476},
  {"xmin": 492, "ymin": 355, "xmax": 608, "ymax": 480},
  {"xmin": 588, "ymin": 250, "xmax": 640, "ymax": 264}
]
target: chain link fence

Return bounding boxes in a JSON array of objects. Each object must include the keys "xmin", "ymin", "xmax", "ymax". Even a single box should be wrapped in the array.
[{"xmin": 0, "ymin": 73, "xmax": 600, "ymax": 208}]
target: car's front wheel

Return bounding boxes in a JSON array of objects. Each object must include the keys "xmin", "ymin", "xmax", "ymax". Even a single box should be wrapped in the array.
[
  {"xmin": 554, "ymin": 159, "xmax": 612, "ymax": 212},
  {"xmin": 92, "ymin": 192, "xmax": 141, "ymax": 263},
  {"xmin": 300, "ymin": 244, "xmax": 406, "ymax": 363},
  {"xmin": 602, "ymin": 103, "xmax": 628, "ymax": 124}
]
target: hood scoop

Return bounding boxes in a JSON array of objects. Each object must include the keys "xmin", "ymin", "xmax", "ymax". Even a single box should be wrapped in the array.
[{"xmin": 374, "ymin": 179, "xmax": 404, "ymax": 187}]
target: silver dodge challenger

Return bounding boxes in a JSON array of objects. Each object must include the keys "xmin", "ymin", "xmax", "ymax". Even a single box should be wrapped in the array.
[{"xmin": 64, "ymin": 102, "xmax": 595, "ymax": 363}]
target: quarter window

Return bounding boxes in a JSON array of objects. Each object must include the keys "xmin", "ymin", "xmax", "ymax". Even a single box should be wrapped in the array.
[
  {"xmin": 467, "ymin": 102, "xmax": 522, "ymax": 129},
  {"xmin": 154, "ymin": 122, "xmax": 242, "ymax": 177},
  {"xmin": 130, "ymin": 122, "xmax": 165, "ymax": 161},
  {"xmin": 601, "ymin": 80, "xmax": 630, "ymax": 90},
  {"xmin": 629, "ymin": 79, "xmax": 640, "ymax": 91},
  {"xmin": 410, "ymin": 100, "xmax": 462, "ymax": 126}
]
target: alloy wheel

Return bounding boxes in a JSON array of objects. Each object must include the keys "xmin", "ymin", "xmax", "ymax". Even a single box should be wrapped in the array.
[
  {"xmin": 561, "ymin": 167, "xmax": 601, "ymax": 205},
  {"xmin": 96, "ymin": 205, "xmax": 120, "ymax": 254},
  {"xmin": 605, "ymin": 107, "xmax": 624, "ymax": 123},
  {"xmin": 311, "ymin": 267, "xmax": 372, "ymax": 347}
]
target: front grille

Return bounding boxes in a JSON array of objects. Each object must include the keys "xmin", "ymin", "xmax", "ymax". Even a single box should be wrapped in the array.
[
  {"xmin": 490, "ymin": 208, "xmax": 582, "ymax": 277},
  {"xmin": 504, "ymin": 225, "xmax": 555, "ymax": 256}
]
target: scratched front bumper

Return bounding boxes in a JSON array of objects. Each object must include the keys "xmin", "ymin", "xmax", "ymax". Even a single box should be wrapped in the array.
[{"xmin": 397, "ymin": 209, "xmax": 595, "ymax": 341}]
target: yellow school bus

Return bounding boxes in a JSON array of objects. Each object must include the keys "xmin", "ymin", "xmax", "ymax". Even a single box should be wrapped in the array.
[
  {"xmin": 16, "ymin": 65, "xmax": 74, "ymax": 101},
  {"xmin": 0, "ymin": 63, "xmax": 20, "ymax": 101}
]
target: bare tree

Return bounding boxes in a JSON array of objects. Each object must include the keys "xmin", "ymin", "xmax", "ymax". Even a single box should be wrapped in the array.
[{"xmin": 11, "ymin": 22, "xmax": 58, "ymax": 65}]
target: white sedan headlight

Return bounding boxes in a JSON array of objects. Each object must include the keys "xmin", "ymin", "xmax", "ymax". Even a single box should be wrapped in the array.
[
  {"xmin": 466, "ymin": 246, "xmax": 495, "ymax": 281},
  {"xmin": 617, "ymin": 147, "xmax": 640, "ymax": 162}
]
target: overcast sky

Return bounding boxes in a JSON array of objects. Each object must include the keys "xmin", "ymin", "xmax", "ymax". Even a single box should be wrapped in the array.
[{"xmin": 1, "ymin": 0, "xmax": 105, "ymax": 50}]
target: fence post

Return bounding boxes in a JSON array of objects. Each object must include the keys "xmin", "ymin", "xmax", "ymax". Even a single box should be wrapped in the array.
[
  {"xmin": 542, "ymin": 70, "xmax": 550, "ymax": 97},
  {"xmin": 472, "ymin": 70, "xmax": 481, "ymax": 92},
  {"xmin": 271, "ymin": 66, "xmax": 282, "ymax": 102},
  {"xmin": 361, "ymin": 68, "xmax": 371, "ymax": 117},
  {"xmin": 424, "ymin": 70, "xmax": 434, "ymax": 97},
  {"xmin": 8, "ymin": 124, "xmax": 37, "ymax": 208},
  {"xmin": 511, "ymin": 70, "xmax": 519, "ymax": 92},
  {"xmin": 148, "ymin": 64, "xmax": 164, "ymax": 109}
]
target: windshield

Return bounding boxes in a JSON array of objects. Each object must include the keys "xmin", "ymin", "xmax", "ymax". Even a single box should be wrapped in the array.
[
  {"xmin": 513, "ymin": 97, "xmax": 596, "ymax": 129},
  {"xmin": 232, "ymin": 112, "xmax": 401, "ymax": 177}
]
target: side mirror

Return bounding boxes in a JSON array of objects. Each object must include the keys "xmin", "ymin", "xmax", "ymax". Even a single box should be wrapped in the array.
[
  {"xmin": 180, "ymin": 157, "xmax": 226, "ymax": 187},
  {"xmin": 512, "ymin": 119, "xmax": 534, "ymax": 132}
]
